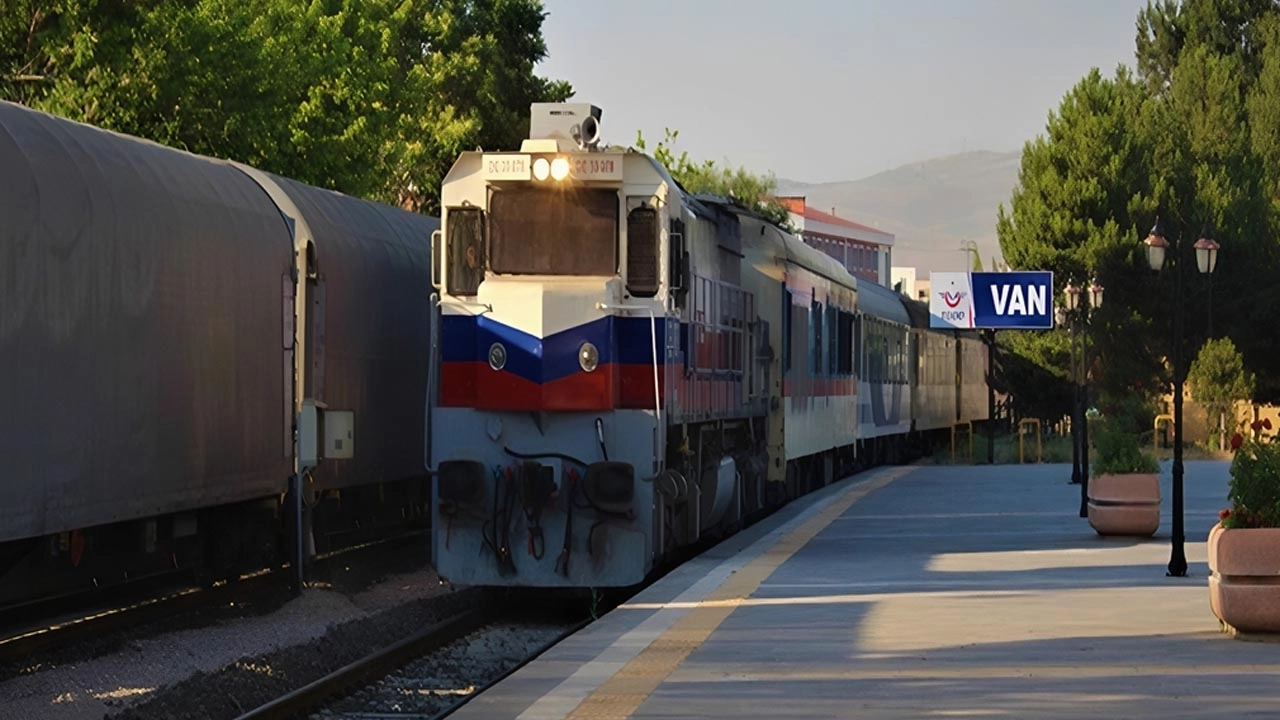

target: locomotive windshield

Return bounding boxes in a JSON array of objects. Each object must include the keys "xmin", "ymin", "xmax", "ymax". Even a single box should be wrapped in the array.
[{"xmin": 489, "ymin": 186, "xmax": 618, "ymax": 276}]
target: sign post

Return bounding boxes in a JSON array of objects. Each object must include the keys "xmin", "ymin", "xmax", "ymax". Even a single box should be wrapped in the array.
[
  {"xmin": 928, "ymin": 271, "xmax": 1054, "ymax": 330},
  {"xmin": 929, "ymin": 271, "xmax": 1054, "ymax": 466}
]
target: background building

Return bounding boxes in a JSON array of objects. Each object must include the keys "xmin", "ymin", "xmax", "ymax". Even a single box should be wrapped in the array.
[
  {"xmin": 891, "ymin": 266, "xmax": 931, "ymax": 302},
  {"xmin": 778, "ymin": 196, "xmax": 894, "ymax": 286}
]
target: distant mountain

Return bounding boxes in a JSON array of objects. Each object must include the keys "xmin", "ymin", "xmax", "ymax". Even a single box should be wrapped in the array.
[{"xmin": 777, "ymin": 150, "xmax": 1023, "ymax": 275}]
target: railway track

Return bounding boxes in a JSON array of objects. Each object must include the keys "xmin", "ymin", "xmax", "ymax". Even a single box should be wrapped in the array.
[
  {"xmin": 231, "ymin": 598, "xmax": 589, "ymax": 720},
  {"xmin": 0, "ymin": 531, "xmax": 428, "ymax": 670}
]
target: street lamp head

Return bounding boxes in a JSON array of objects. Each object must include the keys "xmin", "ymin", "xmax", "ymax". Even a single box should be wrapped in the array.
[
  {"xmin": 1145, "ymin": 218, "xmax": 1169, "ymax": 271},
  {"xmin": 1089, "ymin": 278, "xmax": 1104, "ymax": 309},
  {"xmin": 1064, "ymin": 280, "xmax": 1081, "ymax": 311},
  {"xmin": 1054, "ymin": 304, "xmax": 1066, "ymax": 326},
  {"xmin": 1194, "ymin": 233, "xmax": 1220, "ymax": 275}
]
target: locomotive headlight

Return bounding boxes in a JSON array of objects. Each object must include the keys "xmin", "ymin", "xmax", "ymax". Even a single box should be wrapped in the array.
[
  {"xmin": 488, "ymin": 342, "xmax": 507, "ymax": 371},
  {"xmin": 550, "ymin": 157, "xmax": 570, "ymax": 181},
  {"xmin": 578, "ymin": 342, "xmax": 599, "ymax": 372},
  {"xmin": 532, "ymin": 157, "xmax": 550, "ymax": 181}
]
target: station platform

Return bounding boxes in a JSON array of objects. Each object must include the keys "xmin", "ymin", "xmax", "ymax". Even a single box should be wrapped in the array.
[{"xmin": 453, "ymin": 461, "xmax": 1280, "ymax": 719}]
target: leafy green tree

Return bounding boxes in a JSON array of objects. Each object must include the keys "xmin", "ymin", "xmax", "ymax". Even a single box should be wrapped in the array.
[
  {"xmin": 1139, "ymin": 40, "xmax": 1275, "ymax": 398},
  {"xmin": 0, "ymin": 0, "xmax": 572, "ymax": 214},
  {"xmin": 1130, "ymin": 0, "xmax": 1278, "ymax": 400},
  {"xmin": 1247, "ymin": 14, "xmax": 1280, "ymax": 194},
  {"xmin": 996, "ymin": 66, "xmax": 1160, "ymax": 405},
  {"xmin": 1188, "ymin": 336, "xmax": 1256, "ymax": 449},
  {"xmin": 1135, "ymin": 0, "xmax": 1275, "ymax": 94},
  {"xmin": 998, "ymin": 0, "xmax": 1280, "ymax": 418},
  {"xmin": 634, "ymin": 128, "xmax": 794, "ymax": 230}
]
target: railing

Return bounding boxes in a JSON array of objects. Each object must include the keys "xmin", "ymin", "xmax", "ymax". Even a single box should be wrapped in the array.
[
  {"xmin": 1018, "ymin": 419, "xmax": 1043, "ymax": 463},
  {"xmin": 1154, "ymin": 413, "xmax": 1174, "ymax": 453},
  {"xmin": 951, "ymin": 421, "xmax": 974, "ymax": 464},
  {"xmin": 689, "ymin": 274, "xmax": 750, "ymax": 376}
]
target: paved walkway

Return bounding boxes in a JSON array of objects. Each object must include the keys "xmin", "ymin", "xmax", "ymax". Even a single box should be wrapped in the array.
[{"xmin": 456, "ymin": 460, "xmax": 1280, "ymax": 719}]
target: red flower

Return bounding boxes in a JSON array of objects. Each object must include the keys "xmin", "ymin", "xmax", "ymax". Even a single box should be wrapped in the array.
[
  {"xmin": 1230, "ymin": 433, "xmax": 1244, "ymax": 451},
  {"xmin": 1265, "ymin": 418, "xmax": 1274, "ymax": 430},
  {"xmin": 1219, "ymin": 508, "xmax": 1232, "ymax": 521}
]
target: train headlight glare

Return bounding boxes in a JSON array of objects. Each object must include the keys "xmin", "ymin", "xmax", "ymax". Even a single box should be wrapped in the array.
[
  {"xmin": 578, "ymin": 342, "xmax": 599, "ymax": 373},
  {"xmin": 488, "ymin": 342, "xmax": 507, "ymax": 371},
  {"xmin": 532, "ymin": 157, "xmax": 550, "ymax": 181},
  {"xmin": 550, "ymin": 157, "xmax": 570, "ymax": 181}
]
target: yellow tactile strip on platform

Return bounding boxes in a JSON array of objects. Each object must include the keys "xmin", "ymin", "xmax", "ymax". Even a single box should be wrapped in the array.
[{"xmin": 564, "ymin": 467, "xmax": 913, "ymax": 720}]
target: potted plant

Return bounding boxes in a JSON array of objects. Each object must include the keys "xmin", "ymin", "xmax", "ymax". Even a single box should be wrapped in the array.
[
  {"xmin": 1086, "ymin": 413, "xmax": 1161, "ymax": 537},
  {"xmin": 1209, "ymin": 417, "xmax": 1280, "ymax": 637}
]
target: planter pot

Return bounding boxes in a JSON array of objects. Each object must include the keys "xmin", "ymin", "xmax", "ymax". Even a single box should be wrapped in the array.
[
  {"xmin": 1208, "ymin": 523, "xmax": 1280, "ymax": 636},
  {"xmin": 1086, "ymin": 473, "xmax": 1160, "ymax": 537}
]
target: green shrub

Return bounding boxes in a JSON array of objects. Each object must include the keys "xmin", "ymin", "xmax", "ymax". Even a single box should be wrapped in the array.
[{"xmin": 1091, "ymin": 416, "xmax": 1159, "ymax": 476}]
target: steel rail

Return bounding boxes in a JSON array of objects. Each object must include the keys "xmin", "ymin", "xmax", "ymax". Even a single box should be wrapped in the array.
[{"xmin": 232, "ymin": 605, "xmax": 494, "ymax": 720}]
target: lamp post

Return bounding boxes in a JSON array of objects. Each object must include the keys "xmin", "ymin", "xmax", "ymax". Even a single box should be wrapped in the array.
[
  {"xmin": 1055, "ymin": 303, "xmax": 1078, "ymax": 486},
  {"xmin": 1082, "ymin": 279, "xmax": 1104, "ymax": 501},
  {"xmin": 1055, "ymin": 302, "xmax": 1080, "ymax": 485},
  {"xmin": 1060, "ymin": 279, "xmax": 1103, "ymax": 501},
  {"xmin": 1144, "ymin": 217, "xmax": 1219, "ymax": 577},
  {"xmin": 1061, "ymin": 278, "xmax": 1103, "ymax": 516}
]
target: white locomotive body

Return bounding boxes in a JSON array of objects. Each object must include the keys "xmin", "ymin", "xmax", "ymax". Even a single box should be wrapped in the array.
[{"xmin": 428, "ymin": 103, "xmax": 989, "ymax": 589}]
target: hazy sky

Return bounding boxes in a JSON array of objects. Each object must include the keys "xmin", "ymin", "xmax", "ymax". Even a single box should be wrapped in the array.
[{"xmin": 535, "ymin": 0, "xmax": 1153, "ymax": 183}]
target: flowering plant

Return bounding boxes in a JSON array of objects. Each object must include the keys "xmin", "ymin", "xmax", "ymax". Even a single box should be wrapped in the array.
[{"xmin": 1220, "ymin": 418, "xmax": 1280, "ymax": 529}]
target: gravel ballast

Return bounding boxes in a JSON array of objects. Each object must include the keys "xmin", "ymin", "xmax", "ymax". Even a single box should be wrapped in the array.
[
  {"xmin": 313, "ymin": 620, "xmax": 572, "ymax": 720},
  {"xmin": 0, "ymin": 563, "xmax": 466, "ymax": 720}
]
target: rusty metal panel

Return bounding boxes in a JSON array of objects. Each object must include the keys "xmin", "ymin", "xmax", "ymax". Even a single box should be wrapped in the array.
[
  {"xmin": 0, "ymin": 102, "xmax": 294, "ymax": 543},
  {"xmin": 270, "ymin": 174, "xmax": 438, "ymax": 490}
]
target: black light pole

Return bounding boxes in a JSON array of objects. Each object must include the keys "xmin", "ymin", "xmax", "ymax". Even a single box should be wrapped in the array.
[
  {"xmin": 1144, "ymin": 217, "xmax": 1219, "ymax": 578},
  {"xmin": 1059, "ymin": 287, "xmax": 1082, "ymax": 487},
  {"xmin": 1080, "ymin": 279, "xmax": 1104, "ymax": 494},
  {"xmin": 1062, "ymin": 279, "xmax": 1103, "ymax": 517},
  {"xmin": 984, "ymin": 329, "xmax": 996, "ymax": 465}
]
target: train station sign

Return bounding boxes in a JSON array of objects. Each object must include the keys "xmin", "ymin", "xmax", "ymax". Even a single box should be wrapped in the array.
[{"xmin": 929, "ymin": 271, "xmax": 1054, "ymax": 330}]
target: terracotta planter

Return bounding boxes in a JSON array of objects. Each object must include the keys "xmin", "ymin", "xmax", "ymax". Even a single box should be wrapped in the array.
[
  {"xmin": 1208, "ymin": 523, "xmax": 1280, "ymax": 636},
  {"xmin": 1086, "ymin": 473, "xmax": 1160, "ymax": 537}
]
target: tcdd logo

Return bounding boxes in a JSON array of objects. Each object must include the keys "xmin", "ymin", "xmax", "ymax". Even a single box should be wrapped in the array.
[{"xmin": 942, "ymin": 290, "xmax": 965, "ymax": 308}]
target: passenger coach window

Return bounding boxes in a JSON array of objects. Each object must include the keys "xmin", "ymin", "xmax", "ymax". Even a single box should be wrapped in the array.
[
  {"xmin": 626, "ymin": 205, "xmax": 659, "ymax": 297},
  {"xmin": 810, "ymin": 300, "xmax": 823, "ymax": 375},
  {"xmin": 837, "ymin": 311, "xmax": 853, "ymax": 375},
  {"xmin": 827, "ymin": 306, "xmax": 838, "ymax": 373},
  {"xmin": 447, "ymin": 206, "xmax": 485, "ymax": 296},
  {"xmin": 791, "ymin": 301, "xmax": 807, "ymax": 375}
]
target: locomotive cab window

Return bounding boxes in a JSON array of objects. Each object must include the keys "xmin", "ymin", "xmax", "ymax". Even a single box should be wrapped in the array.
[
  {"xmin": 489, "ymin": 186, "xmax": 618, "ymax": 276},
  {"xmin": 446, "ymin": 206, "xmax": 485, "ymax": 296}
]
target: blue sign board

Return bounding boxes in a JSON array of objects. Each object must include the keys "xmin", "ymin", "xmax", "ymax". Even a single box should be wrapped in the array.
[{"xmin": 929, "ymin": 271, "xmax": 1054, "ymax": 330}]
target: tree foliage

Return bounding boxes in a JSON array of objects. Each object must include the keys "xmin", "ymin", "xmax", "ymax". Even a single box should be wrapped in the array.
[
  {"xmin": 996, "ymin": 66, "xmax": 1159, "ymax": 409},
  {"xmin": 997, "ymin": 0, "xmax": 1280, "ymax": 417},
  {"xmin": 1135, "ymin": 0, "xmax": 1275, "ymax": 94},
  {"xmin": 1188, "ymin": 336, "xmax": 1257, "ymax": 448},
  {"xmin": 634, "ymin": 128, "xmax": 794, "ymax": 230},
  {"xmin": 0, "ymin": 0, "xmax": 572, "ymax": 214}
]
